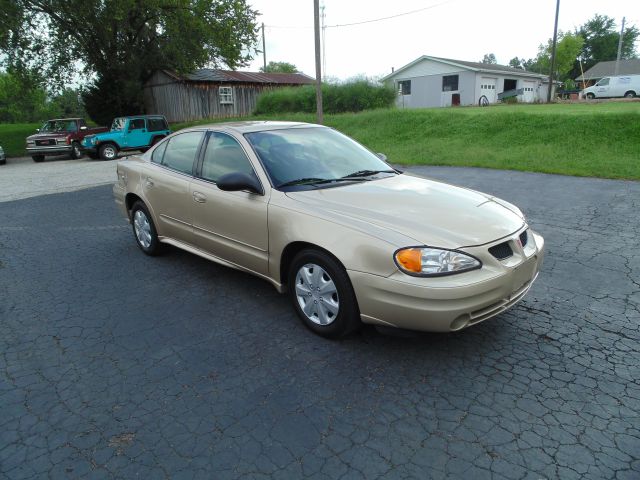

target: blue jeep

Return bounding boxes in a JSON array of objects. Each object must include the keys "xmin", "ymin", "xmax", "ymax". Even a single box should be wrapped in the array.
[{"xmin": 82, "ymin": 115, "xmax": 171, "ymax": 160}]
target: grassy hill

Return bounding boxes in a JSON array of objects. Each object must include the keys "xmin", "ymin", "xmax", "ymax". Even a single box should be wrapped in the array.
[
  {"xmin": 175, "ymin": 102, "xmax": 640, "ymax": 180},
  {"xmin": 2, "ymin": 102, "xmax": 639, "ymax": 180}
]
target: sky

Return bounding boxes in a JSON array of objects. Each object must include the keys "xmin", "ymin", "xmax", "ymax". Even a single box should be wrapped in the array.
[{"xmin": 245, "ymin": 0, "xmax": 639, "ymax": 80}]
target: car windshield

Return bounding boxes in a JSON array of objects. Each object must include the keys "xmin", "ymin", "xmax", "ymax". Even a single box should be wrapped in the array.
[
  {"xmin": 111, "ymin": 118, "xmax": 126, "ymax": 131},
  {"xmin": 40, "ymin": 120, "xmax": 77, "ymax": 133},
  {"xmin": 245, "ymin": 127, "xmax": 396, "ymax": 189}
]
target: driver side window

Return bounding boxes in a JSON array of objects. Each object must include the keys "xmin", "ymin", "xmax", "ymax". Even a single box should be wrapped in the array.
[{"xmin": 200, "ymin": 132, "xmax": 257, "ymax": 183}]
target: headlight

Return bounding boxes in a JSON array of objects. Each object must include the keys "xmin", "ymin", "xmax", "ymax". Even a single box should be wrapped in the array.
[
  {"xmin": 27, "ymin": 140, "xmax": 35, "ymax": 145},
  {"xmin": 394, "ymin": 247, "xmax": 481, "ymax": 277}
]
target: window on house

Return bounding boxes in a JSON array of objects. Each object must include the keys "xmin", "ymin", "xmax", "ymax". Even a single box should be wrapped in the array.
[
  {"xmin": 442, "ymin": 75, "xmax": 459, "ymax": 92},
  {"xmin": 398, "ymin": 80, "xmax": 411, "ymax": 95},
  {"xmin": 219, "ymin": 86, "xmax": 233, "ymax": 104}
]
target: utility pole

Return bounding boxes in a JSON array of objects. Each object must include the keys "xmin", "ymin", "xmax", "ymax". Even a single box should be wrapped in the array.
[
  {"xmin": 615, "ymin": 17, "xmax": 626, "ymax": 75},
  {"xmin": 547, "ymin": 0, "xmax": 560, "ymax": 103},
  {"xmin": 321, "ymin": 3, "xmax": 326, "ymax": 81},
  {"xmin": 262, "ymin": 23, "xmax": 267, "ymax": 72},
  {"xmin": 314, "ymin": 0, "xmax": 323, "ymax": 124}
]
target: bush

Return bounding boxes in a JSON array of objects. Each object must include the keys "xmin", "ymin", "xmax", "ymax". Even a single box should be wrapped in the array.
[{"xmin": 254, "ymin": 80, "xmax": 395, "ymax": 115}]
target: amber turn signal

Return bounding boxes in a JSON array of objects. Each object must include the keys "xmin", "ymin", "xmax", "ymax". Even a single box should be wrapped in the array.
[{"xmin": 395, "ymin": 248, "xmax": 422, "ymax": 273}]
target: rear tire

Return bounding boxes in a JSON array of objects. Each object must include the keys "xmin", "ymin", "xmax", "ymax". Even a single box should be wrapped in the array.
[
  {"xmin": 288, "ymin": 249, "xmax": 361, "ymax": 338},
  {"xmin": 130, "ymin": 201, "xmax": 162, "ymax": 256},
  {"xmin": 32, "ymin": 155, "xmax": 45, "ymax": 163},
  {"xmin": 99, "ymin": 143, "xmax": 118, "ymax": 161},
  {"xmin": 624, "ymin": 91, "xmax": 636, "ymax": 98}
]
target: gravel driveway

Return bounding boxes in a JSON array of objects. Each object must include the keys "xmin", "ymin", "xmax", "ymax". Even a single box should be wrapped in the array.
[
  {"xmin": 0, "ymin": 165, "xmax": 638, "ymax": 479},
  {"xmin": 0, "ymin": 154, "xmax": 121, "ymax": 202}
]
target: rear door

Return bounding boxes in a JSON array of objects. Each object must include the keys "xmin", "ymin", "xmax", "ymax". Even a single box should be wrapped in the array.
[
  {"xmin": 190, "ymin": 131, "xmax": 269, "ymax": 275},
  {"xmin": 142, "ymin": 131, "xmax": 205, "ymax": 244}
]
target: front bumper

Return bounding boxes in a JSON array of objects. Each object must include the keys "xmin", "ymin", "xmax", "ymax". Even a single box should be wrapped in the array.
[
  {"xmin": 350, "ymin": 229, "xmax": 545, "ymax": 332},
  {"xmin": 26, "ymin": 145, "xmax": 72, "ymax": 155}
]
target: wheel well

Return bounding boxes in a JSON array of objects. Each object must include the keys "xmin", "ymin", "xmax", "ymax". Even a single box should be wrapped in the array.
[
  {"xmin": 125, "ymin": 193, "xmax": 143, "ymax": 216},
  {"xmin": 625, "ymin": 90, "xmax": 636, "ymax": 96},
  {"xmin": 279, "ymin": 241, "xmax": 346, "ymax": 286},
  {"xmin": 99, "ymin": 141, "xmax": 119, "ymax": 149}
]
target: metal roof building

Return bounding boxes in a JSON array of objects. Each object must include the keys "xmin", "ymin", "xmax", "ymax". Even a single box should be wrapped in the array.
[
  {"xmin": 144, "ymin": 69, "xmax": 315, "ymax": 123},
  {"xmin": 382, "ymin": 56, "xmax": 550, "ymax": 108}
]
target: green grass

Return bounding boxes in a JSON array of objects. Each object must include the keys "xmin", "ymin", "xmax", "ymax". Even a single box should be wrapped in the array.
[
  {"xmin": 0, "ymin": 123, "xmax": 40, "ymax": 157},
  {"xmin": 3, "ymin": 102, "xmax": 639, "ymax": 180},
  {"xmin": 174, "ymin": 102, "xmax": 640, "ymax": 180}
]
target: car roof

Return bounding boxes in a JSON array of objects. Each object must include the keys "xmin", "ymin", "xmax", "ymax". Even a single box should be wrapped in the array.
[
  {"xmin": 180, "ymin": 121, "xmax": 321, "ymax": 134},
  {"xmin": 115, "ymin": 115, "xmax": 166, "ymax": 119},
  {"xmin": 47, "ymin": 118, "xmax": 83, "ymax": 122}
]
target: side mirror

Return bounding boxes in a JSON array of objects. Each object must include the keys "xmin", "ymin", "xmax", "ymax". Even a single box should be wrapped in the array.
[
  {"xmin": 376, "ymin": 152, "xmax": 388, "ymax": 162},
  {"xmin": 80, "ymin": 126, "xmax": 87, "ymax": 130},
  {"xmin": 217, "ymin": 172, "xmax": 263, "ymax": 195}
]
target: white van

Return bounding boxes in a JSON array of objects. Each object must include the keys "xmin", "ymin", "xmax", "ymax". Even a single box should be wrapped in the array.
[{"xmin": 582, "ymin": 75, "xmax": 640, "ymax": 99}]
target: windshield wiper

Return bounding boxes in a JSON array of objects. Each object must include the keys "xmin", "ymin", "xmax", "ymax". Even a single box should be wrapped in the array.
[
  {"xmin": 277, "ymin": 177, "xmax": 336, "ymax": 188},
  {"xmin": 340, "ymin": 169, "xmax": 397, "ymax": 179},
  {"xmin": 277, "ymin": 177, "xmax": 368, "ymax": 188}
]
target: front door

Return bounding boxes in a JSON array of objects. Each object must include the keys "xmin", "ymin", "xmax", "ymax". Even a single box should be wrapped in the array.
[
  {"xmin": 190, "ymin": 131, "xmax": 269, "ymax": 275},
  {"xmin": 142, "ymin": 131, "xmax": 205, "ymax": 244},
  {"xmin": 594, "ymin": 77, "xmax": 611, "ymax": 97},
  {"xmin": 127, "ymin": 118, "xmax": 153, "ymax": 148}
]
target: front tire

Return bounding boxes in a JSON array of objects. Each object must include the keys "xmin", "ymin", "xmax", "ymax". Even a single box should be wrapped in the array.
[
  {"xmin": 32, "ymin": 155, "xmax": 45, "ymax": 163},
  {"xmin": 288, "ymin": 249, "xmax": 361, "ymax": 338},
  {"xmin": 70, "ymin": 142, "xmax": 82, "ymax": 160},
  {"xmin": 624, "ymin": 91, "xmax": 636, "ymax": 98},
  {"xmin": 586, "ymin": 93, "xmax": 595, "ymax": 100},
  {"xmin": 130, "ymin": 201, "xmax": 162, "ymax": 256},
  {"xmin": 99, "ymin": 143, "xmax": 118, "ymax": 161}
]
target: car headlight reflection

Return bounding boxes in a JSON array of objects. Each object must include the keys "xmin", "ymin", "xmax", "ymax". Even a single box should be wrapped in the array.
[{"xmin": 394, "ymin": 247, "xmax": 481, "ymax": 277}]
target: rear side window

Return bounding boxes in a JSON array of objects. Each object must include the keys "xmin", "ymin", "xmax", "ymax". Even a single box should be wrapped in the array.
[
  {"xmin": 151, "ymin": 140, "xmax": 168, "ymax": 164},
  {"xmin": 160, "ymin": 132, "xmax": 203, "ymax": 175},
  {"xmin": 129, "ymin": 118, "xmax": 145, "ymax": 130},
  {"xmin": 148, "ymin": 117, "xmax": 168, "ymax": 132}
]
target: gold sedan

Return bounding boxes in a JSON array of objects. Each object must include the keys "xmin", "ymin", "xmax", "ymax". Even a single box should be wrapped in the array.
[{"xmin": 113, "ymin": 122, "xmax": 544, "ymax": 338}]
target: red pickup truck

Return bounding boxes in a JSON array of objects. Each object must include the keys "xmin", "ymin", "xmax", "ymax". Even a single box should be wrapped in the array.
[{"xmin": 25, "ymin": 118, "xmax": 108, "ymax": 162}]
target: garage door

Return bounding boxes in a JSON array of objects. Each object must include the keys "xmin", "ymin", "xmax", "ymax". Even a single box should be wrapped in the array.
[
  {"xmin": 522, "ymin": 81, "xmax": 536, "ymax": 102},
  {"xmin": 480, "ymin": 77, "xmax": 497, "ymax": 104}
]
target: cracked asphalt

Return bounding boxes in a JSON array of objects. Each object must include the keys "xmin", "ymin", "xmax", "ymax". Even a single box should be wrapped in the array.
[{"xmin": 1, "ymin": 166, "xmax": 638, "ymax": 479}]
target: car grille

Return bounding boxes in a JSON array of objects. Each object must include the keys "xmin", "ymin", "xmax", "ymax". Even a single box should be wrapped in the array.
[
  {"xmin": 489, "ymin": 241, "xmax": 513, "ymax": 260},
  {"xmin": 519, "ymin": 230, "xmax": 528, "ymax": 247},
  {"xmin": 36, "ymin": 139, "xmax": 56, "ymax": 146}
]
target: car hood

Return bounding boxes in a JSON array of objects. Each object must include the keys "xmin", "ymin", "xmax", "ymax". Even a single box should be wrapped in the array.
[
  {"xmin": 285, "ymin": 174, "xmax": 525, "ymax": 248},
  {"xmin": 26, "ymin": 132, "xmax": 69, "ymax": 140}
]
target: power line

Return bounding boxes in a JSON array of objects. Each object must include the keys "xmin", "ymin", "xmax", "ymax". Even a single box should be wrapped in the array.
[
  {"xmin": 264, "ymin": 0, "xmax": 455, "ymax": 30},
  {"xmin": 325, "ymin": 0, "xmax": 455, "ymax": 28}
]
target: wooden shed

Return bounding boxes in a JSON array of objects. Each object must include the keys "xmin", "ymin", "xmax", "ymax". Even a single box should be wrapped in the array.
[{"xmin": 143, "ymin": 69, "xmax": 315, "ymax": 123}]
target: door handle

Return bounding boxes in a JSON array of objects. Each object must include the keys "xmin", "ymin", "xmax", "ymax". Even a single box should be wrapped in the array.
[
  {"xmin": 192, "ymin": 191, "xmax": 206, "ymax": 203},
  {"xmin": 145, "ymin": 178, "xmax": 154, "ymax": 188}
]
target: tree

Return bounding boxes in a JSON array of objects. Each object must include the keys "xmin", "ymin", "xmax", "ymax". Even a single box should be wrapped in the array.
[
  {"xmin": 260, "ymin": 61, "xmax": 299, "ymax": 73},
  {"xmin": 508, "ymin": 57, "xmax": 525, "ymax": 69},
  {"xmin": 481, "ymin": 53, "xmax": 497, "ymax": 64},
  {"xmin": 532, "ymin": 32, "xmax": 584, "ymax": 81},
  {"xmin": 569, "ymin": 15, "xmax": 639, "ymax": 79},
  {"xmin": 0, "ymin": 0, "xmax": 258, "ymax": 124}
]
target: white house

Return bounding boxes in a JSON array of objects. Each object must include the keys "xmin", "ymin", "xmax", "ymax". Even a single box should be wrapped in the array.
[{"xmin": 382, "ymin": 56, "xmax": 550, "ymax": 108}]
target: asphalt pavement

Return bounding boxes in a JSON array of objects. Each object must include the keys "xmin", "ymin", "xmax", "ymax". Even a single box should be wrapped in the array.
[{"xmin": 0, "ymin": 166, "xmax": 638, "ymax": 479}]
